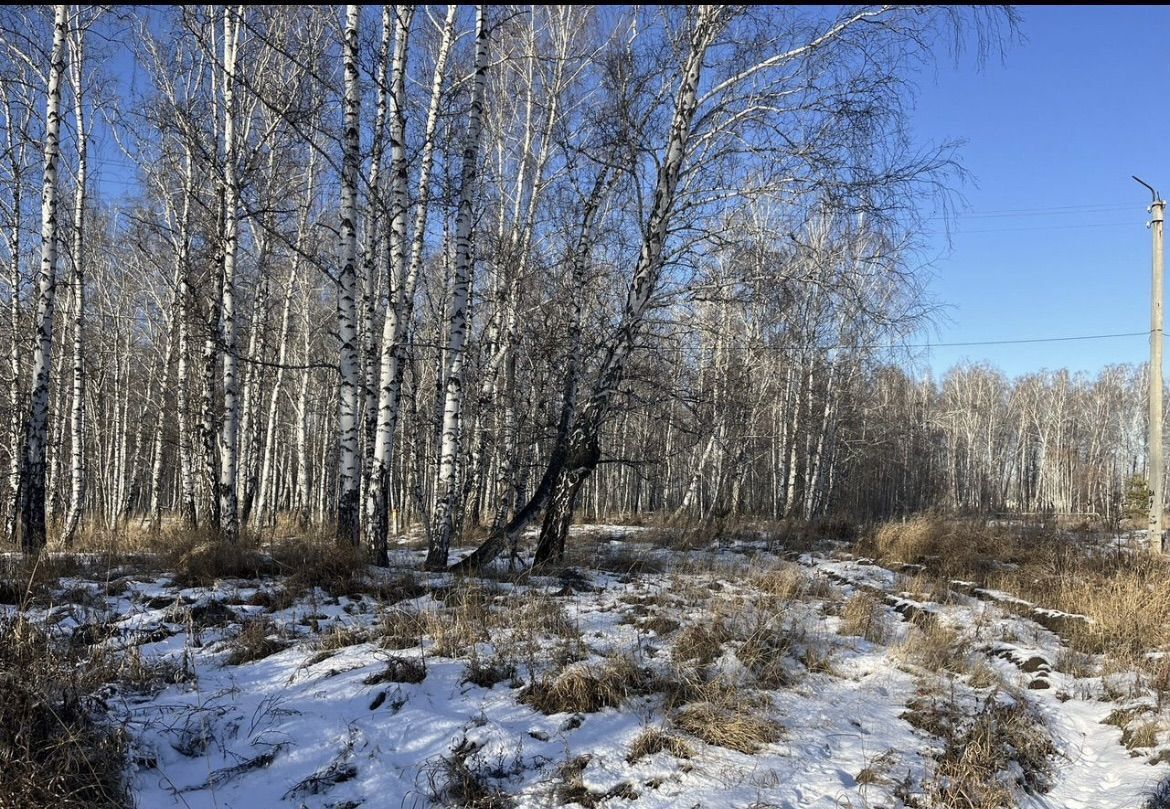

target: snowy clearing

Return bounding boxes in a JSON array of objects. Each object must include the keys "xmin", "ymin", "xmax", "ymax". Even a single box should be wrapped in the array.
[{"xmin": 3, "ymin": 527, "xmax": 1168, "ymax": 809}]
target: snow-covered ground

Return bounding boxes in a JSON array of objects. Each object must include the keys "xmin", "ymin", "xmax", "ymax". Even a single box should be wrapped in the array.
[{"xmin": 5, "ymin": 528, "xmax": 1168, "ymax": 808}]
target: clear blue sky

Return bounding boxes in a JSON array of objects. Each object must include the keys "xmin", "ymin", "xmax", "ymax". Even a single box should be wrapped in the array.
[{"xmin": 909, "ymin": 5, "xmax": 1170, "ymax": 379}]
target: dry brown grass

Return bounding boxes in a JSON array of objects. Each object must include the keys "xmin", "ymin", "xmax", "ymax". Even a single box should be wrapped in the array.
[
  {"xmin": 462, "ymin": 650, "xmax": 519, "ymax": 689},
  {"xmin": 0, "ymin": 551, "xmax": 131, "ymax": 608},
  {"xmin": 63, "ymin": 525, "xmax": 393, "ymax": 605},
  {"xmin": 1016, "ymin": 559, "xmax": 1170, "ymax": 664},
  {"xmin": 736, "ymin": 622, "xmax": 799, "ymax": 689},
  {"xmin": 316, "ymin": 623, "xmax": 371, "ymax": 652},
  {"xmin": 896, "ymin": 618, "xmax": 971, "ymax": 674},
  {"xmin": 840, "ymin": 591, "xmax": 891, "ymax": 644},
  {"xmin": 635, "ymin": 612, "xmax": 680, "ymax": 636},
  {"xmin": 0, "ymin": 616, "xmax": 129, "ymax": 809},
  {"xmin": 657, "ymin": 664, "xmax": 785, "ymax": 753},
  {"xmin": 637, "ymin": 514, "xmax": 855, "ymax": 554},
  {"xmin": 966, "ymin": 660, "xmax": 1002, "ymax": 690},
  {"xmin": 418, "ymin": 588, "xmax": 583, "ymax": 666},
  {"xmin": 592, "ymin": 545, "xmax": 668, "ymax": 576},
  {"xmin": 855, "ymin": 749, "xmax": 898, "ymax": 786},
  {"xmin": 674, "ymin": 621, "xmax": 731, "ymax": 665},
  {"xmin": 900, "ymin": 571, "xmax": 955, "ymax": 605},
  {"xmin": 872, "ymin": 517, "xmax": 1170, "ymax": 669},
  {"xmin": 106, "ymin": 645, "xmax": 195, "ymax": 694},
  {"xmin": 550, "ymin": 754, "xmax": 638, "ymax": 807},
  {"xmin": 671, "ymin": 697, "xmax": 783, "ymax": 753},
  {"xmin": 423, "ymin": 738, "xmax": 515, "ymax": 809},
  {"xmin": 225, "ymin": 618, "xmax": 289, "ymax": 665},
  {"xmin": 363, "ymin": 655, "xmax": 427, "ymax": 685},
  {"xmin": 378, "ymin": 608, "xmax": 427, "ymax": 650},
  {"xmin": 1122, "ymin": 721, "xmax": 1162, "ymax": 751},
  {"xmin": 636, "ymin": 515, "xmax": 765, "ymax": 551},
  {"xmin": 520, "ymin": 655, "xmax": 648, "ymax": 714},
  {"xmin": 272, "ymin": 538, "xmax": 367, "ymax": 597},
  {"xmin": 749, "ymin": 563, "xmax": 813, "ymax": 601},
  {"xmin": 868, "ymin": 516, "xmax": 1021, "ymax": 579},
  {"xmin": 169, "ymin": 538, "xmax": 278, "ymax": 587},
  {"xmin": 512, "ymin": 593, "xmax": 577, "ymax": 638},
  {"xmin": 423, "ymin": 586, "xmax": 497, "ymax": 657},
  {"xmin": 923, "ymin": 695, "xmax": 1056, "ymax": 809},
  {"xmin": 626, "ymin": 727, "xmax": 693, "ymax": 763}
]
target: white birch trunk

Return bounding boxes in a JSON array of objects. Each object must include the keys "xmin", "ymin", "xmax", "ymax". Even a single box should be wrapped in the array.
[
  {"xmin": 294, "ymin": 269, "xmax": 313, "ymax": 526},
  {"xmin": 360, "ymin": 5, "xmax": 392, "ymax": 502},
  {"xmin": 217, "ymin": 6, "xmax": 243, "ymax": 542},
  {"xmin": 1, "ymin": 84, "xmax": 27, "ymax": 542},
  {"xmin": 367, "ymin": 5, "xmax": 455, "ymax": 554},
  {"xmin": 175, "ymin": 148, "xmax": 197, "ymax": 527},
  {"xmin": 18, "ymin": 4, "xmax": 67, "ymax": 552},
  {"xmin": 364, "ymin": 4, "xmax": 414, "ymax": 561},
  {"xmin": 62, "ymin": 18, "xmax": 87, "ymax": 543},
  {"xmin": 148, "ymin": 316, "xmax": 177, "ymax": 525},
  {"xmin": 336, "ymin": 4, "xmax": 362, "ymax": 544},
  {"xmin": 427, "ymin": 5, "xmax": 489, "ymax": 570}
]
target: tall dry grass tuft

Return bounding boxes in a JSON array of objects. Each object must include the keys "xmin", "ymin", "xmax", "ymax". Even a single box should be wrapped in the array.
[
  {"xmin": 667, "ymin": 672, "xmax": 784, "ymax": 754},
  {"xmin": 626, "ymin": 727, "xmax": 693, "ymax": 763},
  {"xmin": 272, "ymin": 537, "xmax": 368, "ymax": 597},
  {"xmin": 1025, "ymin": 559, "xmax": 1170, "ymax": 664},
  {"xmin": 869, "ymin": 516, "xmax": 1021, "ymax": 579},
  {"xmin": 896, "ymin": 617, "xmax": 971, "ymax": 674},
  {"xmin": 673, "ymin": 621, "xmax": 730, "ymax": 665},
  {"xmin": 839, "ymin": 591, "xmax": 892, "ymax": 644},
  {"xmin": 167, "ymin": 534, "xmax": 277, "ymax": 587},
  {"xmin": 520, "ymin": 655, "xmax": 648, "ymax": 714},
  {"xmin": 0, "ymin": 616, "xmax": 129, "ymax": 809},
  {"xmin": 921, "ymin": 693, "xmax": 1056, "ymax": 809},
  {"xmin": 658, "ymin": 663, "xmax": 785, "ymax": 753},
  {"xmin": 869, "ymin": 517, "xmax": 1170, "ymax": 668},
  {"xmin": 423, "ymin": 738, "xmax": 515, "ymax": 809}
]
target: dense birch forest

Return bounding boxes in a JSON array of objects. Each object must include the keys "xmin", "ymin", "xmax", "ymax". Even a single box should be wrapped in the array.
[
  {"xmin": 13, "ymin": 3, "xmax": 1155, "ymax": 570},
  {"xmin": 11, "ymin": 9, "xmax": 1170, "ymax": 808}
]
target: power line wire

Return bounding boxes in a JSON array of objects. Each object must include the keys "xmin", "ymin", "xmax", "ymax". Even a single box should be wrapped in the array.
[
  {"xmin": 958, "ymin": 221, "xmax": 1135, "ymax": 234},
  {"xmin": 927, "ymin": 202, "xmax": 1133, "ymax": 220},
  {"xmin": 659, "ymin": 330, "xmax": 1149, "ymax": 354},
  {"xmin": 902, "ymin": 331, "xmax": 1147, "ymax": 349}
]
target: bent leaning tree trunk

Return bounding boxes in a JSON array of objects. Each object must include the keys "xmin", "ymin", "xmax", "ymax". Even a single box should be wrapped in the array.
[
  {"xmin": 530, "ymin": 9, "xmax": 721, "ymax": 565},
  {"xmin": 449, "ymin": 167, "xmax": 612, "ymax": 573},
  {"xmin": 18, "ymin": 4, "xmax": 67, "ymax": 553},
  {"xmin": 452, "ymin": 8, "xmax": 721, "ymax": 571}
]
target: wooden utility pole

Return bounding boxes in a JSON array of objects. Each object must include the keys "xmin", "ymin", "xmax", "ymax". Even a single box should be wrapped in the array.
[{"xmin": 1138, "ymin": 177, "xmax": 1166, "ymax": 552}]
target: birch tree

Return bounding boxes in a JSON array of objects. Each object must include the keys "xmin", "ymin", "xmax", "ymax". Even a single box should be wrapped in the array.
[
  {"xmin": 426, "ymin": 5, "xmax": 489, "ymax": 570},
  {"xmin": 0, "ymin": 66, "xmax": 35, "ymax": 542},
  {"xmin": 18, "ymin": 4, "xmax": 67, "ymax": 552},
  {"xmin": 336, "ymin": 4, "xmax": 362, "ymax": 545},
  {"xmin": 62, "ymin": 5, "xmax": 88, "ymax": 544},
  {"xmin": 216, "ymin": 6, "xmax": 244, "ymax": 542},
  {"xmin": 365, "ymin": 3, "xmax": 422, "ymax": 563}
]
